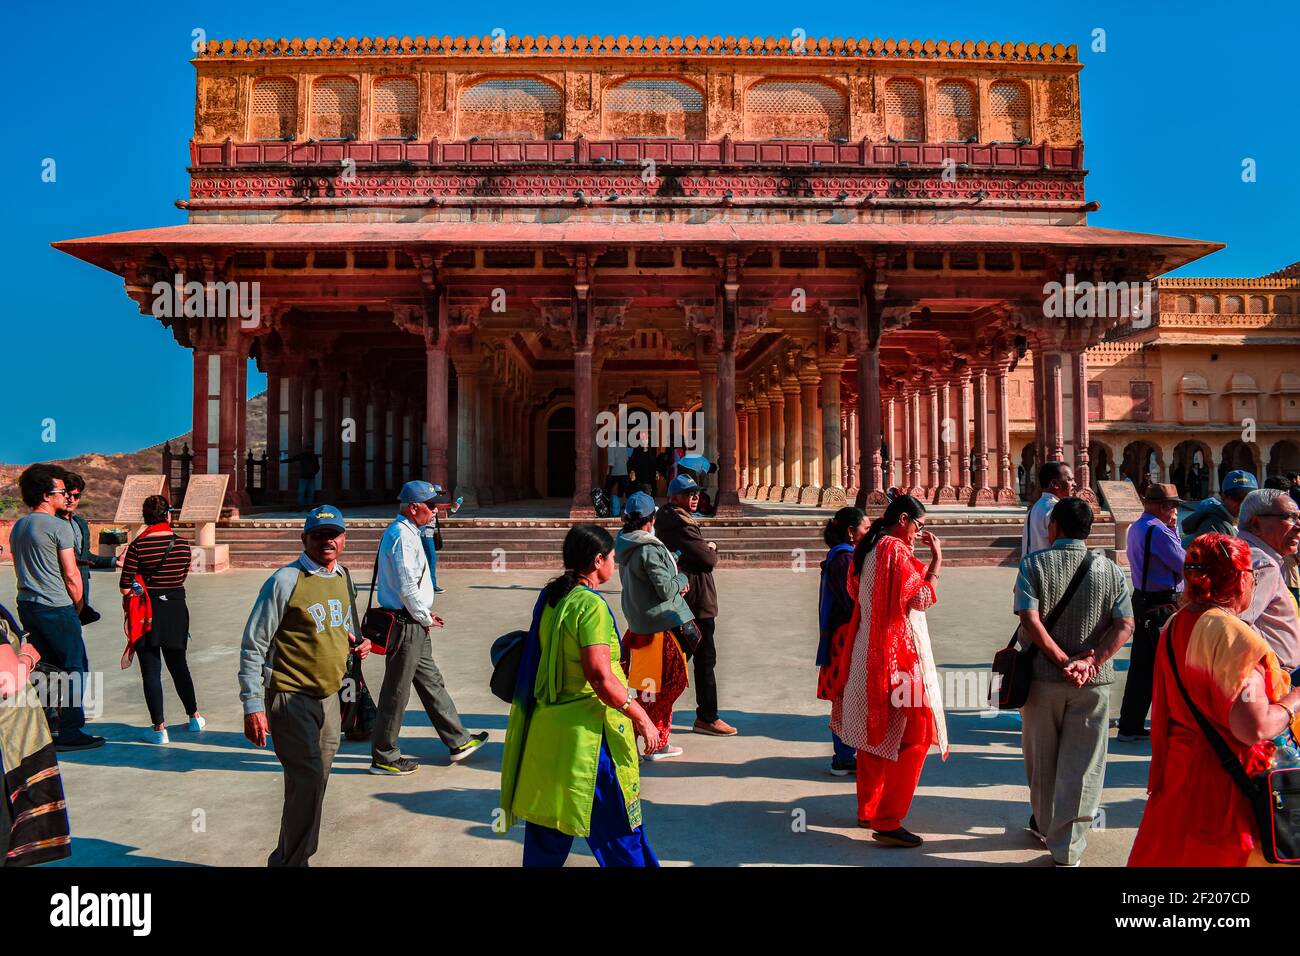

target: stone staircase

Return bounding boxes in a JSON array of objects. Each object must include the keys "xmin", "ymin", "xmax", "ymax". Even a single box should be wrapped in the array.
[{"xmin": 189, "ymin": 514, "xmax": 1116, "ymax": 571}]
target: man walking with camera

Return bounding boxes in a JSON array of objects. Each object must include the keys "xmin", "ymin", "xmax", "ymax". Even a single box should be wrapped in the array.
[{"xmin": 369, "ymin": 480, "xmax": 487, "ymax": 775}]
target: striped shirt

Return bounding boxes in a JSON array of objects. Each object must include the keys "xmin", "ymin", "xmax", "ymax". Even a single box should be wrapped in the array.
[{"xmin": 119, "ymin": 533, "xmax": 192, "ymax": 591}]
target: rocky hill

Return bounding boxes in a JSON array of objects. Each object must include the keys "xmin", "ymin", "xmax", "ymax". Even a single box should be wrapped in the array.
[{"xmin": 0, "ymin": 392, "xmax": 267, "ymax": 519}]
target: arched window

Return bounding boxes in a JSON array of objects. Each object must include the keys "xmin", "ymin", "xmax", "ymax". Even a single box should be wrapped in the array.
[
  {"xmin": 1197, "ymin": 295, "xmax": 1218, "ymax": 313},
  {"xmin": 745, "ymin": 79, "xmax": 847, "ymax": 140},
  {"xmin": 934, "ymin": 81, "xmax": 976, "ymax": 141},
  {"xmin": 1277, "ymin": 296, "xmax": 1294, "ymax": 314},
  {"xmin": 310, "ymin": 76, "xmax": 359, "ymax": 139},
  {"xmin": 1224, "ymin": 295, "xmax": 1243, "ymax": 314},
  {"xmin": 1174, "ymin": 295, "xmax": 1195, "ymax": 312},
  {"xmin": 604, "ymin": 77, "xmax": 705, "ymax": 139},
  {"xmin": 251, "ymin": 77, "xmax": 297, "ymax": 141},
  {"xmin": 988, "ymin": 81, "xmax": 1030, "ymax": 141},
  {"xmin": 373, "ymin": 76, "xmax": 418, "ymax": 138},
  {"xmin": 458, "ymin": 77, "xmax": 563, "ymax": 140},
  {"xmin": 884, "ymin": 79, "xmax": 924, "ymax": 141}
]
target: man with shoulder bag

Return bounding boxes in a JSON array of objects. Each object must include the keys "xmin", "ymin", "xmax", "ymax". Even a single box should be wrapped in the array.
[
  {"xmin": 366, "ymin": 481, "xmax": 487, "ymax": 775},
  {"xmin": 1118, "ymin": 483, "xmax": 1186, "ymax": 742},
  {"xmin": 1013, "ymin": 497, "xmax": 1134, "ymax": 867}
]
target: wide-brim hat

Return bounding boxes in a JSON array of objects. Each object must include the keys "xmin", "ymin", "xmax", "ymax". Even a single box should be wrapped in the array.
[{"xmin": 1141, "ymin": 483, "xmax": 1185, "ymax": 505}]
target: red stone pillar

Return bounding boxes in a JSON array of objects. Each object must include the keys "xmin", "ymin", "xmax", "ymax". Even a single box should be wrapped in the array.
[
  {"xmin": 475, "ymin": 372, "xmax": 495, "ymax": 506},
  {"xmin": 1047, "ymin": 351, "xmax": 1065, "ymax": 462},
  {"xmin": 745, "ymin": 398, "xmax": 761, "ymax": 498},
  {"xmin": 714, "ymin": 346, "xmax": 741, "ymax": 515},
  {"xmin": 571, "ymin": 346, "xmax": 595, "ymax": 516},
  {"xmin": 192, "ymin": 349, "xmax": 214, "ymax": 477},
  {"xmin": 799, "ymin": 363, "xmax": 821, "ymax": 504},
  {"xmin": 926, "ymin": 377, "xmax": 941, "ymax": 496},
  {"xmin": 845, "ymin": 406, "xmax": 858, "ymax": 496},
  {"xmin": 425, "ymin": 342, "xmax": 450, "ymax": 492},
  {"xmin": 452, "ymin": 356, "xmax": 478, "ymax": 507},
  {"xmin": 781, "ymin": 369, "xmax": 802, "ymax": 501},
  {"xmin": 956, "ymin": 370, "xmax": 973, "ymax": 500},
  {"xmin": 370, "ymin": 381, "xmax": 389, "ymax": 498},
  {"xmin": 994, "ymin": 361, "xmax": 1017, "ymax": 502},
  {"xmin": 970, "ymin": 367, "xmax": 996, "ymax": 506},
  {"xmin": 855, "ymin": 342, "xmax": 887, "ymax": 511},
  {"xmin": 908, "ymin": 389, "xmax": 924, "ymax": 497},
  {"xmin": 933, "ymin": 377, "xmax": 957, "ymax": 503},
  {"xmin": 754, "ymin": 392, "xmax": 772, "ymax": 499},
  {"xmin": 737, "ymin": 403, "xmax": 749, "ymax": 493},
  {"xmin": 320, "ymin": 368, "xmax": 343, "ymax": 502},
  {"xmin": 1074, "ymin": 349, "xmax": 1096, "ymax": 505},
  {"xmin": 882, "ymin": 394, "xmax": 896, "ymax": 491},
  {"xmin": 218, "ymin": 346, "xmax": 249, "ymax": 512},
  {"xmin": 818, "ymin": 363, "xmax": 845, "ymax": 507},
  {"xmin": 768, "ymin": 376, "xmax": 786, "ymax": 500}
]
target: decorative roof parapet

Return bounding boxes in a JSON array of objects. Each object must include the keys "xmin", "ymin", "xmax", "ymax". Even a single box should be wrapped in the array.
[
  {"xmin": 1156, "ymin": 276, "xmax": 1299, "ymax": 289},
  {"xmin": 195, "ymin": 34, "xmax": 1079, "ymax": 63}
]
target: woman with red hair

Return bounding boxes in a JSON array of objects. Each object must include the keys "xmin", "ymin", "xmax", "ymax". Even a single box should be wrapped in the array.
[{"xmin": 1129, "ymin": 533, "xmax": 1300, "ymax": 866}]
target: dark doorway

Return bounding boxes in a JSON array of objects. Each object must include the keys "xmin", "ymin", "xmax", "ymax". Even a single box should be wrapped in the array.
[{"xmin": 546, "ymin": 407, "xmax": 576, "ymax": 498}]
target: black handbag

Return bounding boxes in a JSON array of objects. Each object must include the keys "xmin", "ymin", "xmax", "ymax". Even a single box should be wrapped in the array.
[
  {"xmin": 359, "ymin": 532, "xmax": 426, "ymax": 656},
  {"xmin": 991, "ymin": 552, "xmax": 1095, "ymax": 710},
  {"xmin": 489, "ymin": 630, "xmax": 527, "ymax": 703},
  {"xmin": 1165, "ymin": 623, "xmax": 1300, "ymax": 865},
  {"xmin": 671, "ymin": 620, "xmax": 702, "ymax": 659}
]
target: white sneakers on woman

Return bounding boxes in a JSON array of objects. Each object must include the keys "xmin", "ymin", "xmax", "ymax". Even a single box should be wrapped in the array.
[{"xmin": 142, "ymin": 715, "xmax": 204, "ymax": 744}]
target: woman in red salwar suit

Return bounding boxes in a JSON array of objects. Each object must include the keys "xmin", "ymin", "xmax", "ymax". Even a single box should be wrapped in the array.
[
  {"xmin": 823, "ymin": 495, "xmax": 947, "ymax": 849},
  {"xmin": 1128, "ymin": 533, "xmax": 1300, "ymax": 866}
]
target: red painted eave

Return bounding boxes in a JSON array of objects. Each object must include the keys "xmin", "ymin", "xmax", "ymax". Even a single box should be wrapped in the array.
[{"xmin": 52, "ymin": 222, "xmax": 1225, "ymax": 272}]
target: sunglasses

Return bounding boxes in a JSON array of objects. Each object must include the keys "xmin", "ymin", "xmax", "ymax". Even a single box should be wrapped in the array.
[{"xmin": 1256, "ymin": 512, "xmax": 1300, "ymax": 525}]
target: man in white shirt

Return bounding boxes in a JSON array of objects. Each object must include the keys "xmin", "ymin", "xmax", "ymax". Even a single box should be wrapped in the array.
[
  {"xmin": 369, "ymin": 480, "xmax": 486, "ymax": 775},
  {"xmin": 1022, "ymin": 461, "xmax": 1076, "ymax": 557},
  {"xmin": 1238, "ymin": 489, "xmax": 1300, "ymax": 679}
]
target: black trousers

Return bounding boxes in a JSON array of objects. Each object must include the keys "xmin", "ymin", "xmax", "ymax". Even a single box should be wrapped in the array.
[
  {"xmin": 136, "ymin": 643, "xmax": 198, "ymax": 727},
  {"xmin": 692, "ymin": 617, "xmax": 719, "ymax": 723},
  {"xmin": 1117, "ymin": 590, "xmax": 1175, "ymax": 735}
]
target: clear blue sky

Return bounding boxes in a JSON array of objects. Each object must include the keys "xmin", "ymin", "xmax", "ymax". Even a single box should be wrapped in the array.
[{"xmin": 4, "ymin": 0, "xmax": 1296, "ymax": 463}]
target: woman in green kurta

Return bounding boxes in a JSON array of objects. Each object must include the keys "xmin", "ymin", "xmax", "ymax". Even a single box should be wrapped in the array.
[{"xmin": 500, "ymin": 524, "xmax": 662, "ymax": 866}]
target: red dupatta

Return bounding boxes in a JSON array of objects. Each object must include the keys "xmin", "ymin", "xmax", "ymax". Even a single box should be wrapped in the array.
[{"xmin": 865, "ymin": 535, "xmax": 935, "ymax": 749}]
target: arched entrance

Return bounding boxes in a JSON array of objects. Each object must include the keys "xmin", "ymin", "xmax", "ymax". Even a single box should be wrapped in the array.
[
  {"xmin": 1120, "ymin": 440, "xmax": 1162, "ymax": 495},
  {"xmin": 1019, "ymin": 444, "xmax": 1037, "ymax": 501},
  {"xmin": 545, "ymin": 406, "xmax": 576, "ymax": 498},
  {"xmin": 1172, "ymin": 440, "xmax": 1213, "ymax": 500},
  {"xmin": 1088, "ymin": 441, "xmax": 1114, "ymax": 488},
  {"xmin": 1267, "ymin": 439, "xmax": 1300, "ymax": 480},
  {"xmin": 1218, "ymin": 440, "xmax": 1257, "ymax": 485}
]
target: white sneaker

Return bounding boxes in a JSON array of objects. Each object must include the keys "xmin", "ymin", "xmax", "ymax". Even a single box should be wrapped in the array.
[
  {"xmin": 144, "ymin": 727, "xmax": 170, "ymax": 745},
  {"xmin": 645, "ymin": 745, "xmax": 684, "ymax": 761},
  {"xmin": 188, "ymin": 715, "xmax": 206, "ymax": 732}
]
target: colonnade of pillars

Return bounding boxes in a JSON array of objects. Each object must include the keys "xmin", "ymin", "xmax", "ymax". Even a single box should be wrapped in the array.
[
  {"xmin": 192, "ymin": 337, "xmax": 1087, "ymax": 515},
  {"xmin": 735, "ymin": 360, "xmax": 1024, "ymax": 507}
]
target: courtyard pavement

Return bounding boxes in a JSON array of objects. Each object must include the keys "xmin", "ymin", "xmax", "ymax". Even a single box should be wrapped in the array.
[{"xmin": 2, "ymin": 562, "xmax": 1149, "ymax": 867}]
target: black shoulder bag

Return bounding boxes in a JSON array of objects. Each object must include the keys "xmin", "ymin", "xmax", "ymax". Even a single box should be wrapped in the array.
[
  {"xmin": 359, "ymin": 528, "xmax": 426, "ymax": 656},
  {"xmin": 1165, "ymin": 626, "xmax": 1300, "ymax": 864},
  {"xmin": 991, "ymin": 552, "xmax": 1095, "ymax": 710}
]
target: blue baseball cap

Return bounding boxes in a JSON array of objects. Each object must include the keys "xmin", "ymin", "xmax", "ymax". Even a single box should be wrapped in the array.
[
  {"xmin": 668, "ymin": 474, "xmax": 701, "ymax": 496},
  {"xmin": 624, "ymin": 491, "xmax": 658, "ymax": 522},
  {"xmin": 399, "ymin": 480, "xmax": 440, "ymax": 504},
  {"xmin": 304, "ymin": 505, "xmax": 346, "ymax": 534},
  {"xmin": 1221, "ymin": 470, "xmax": 1258, "ymax": 495}
]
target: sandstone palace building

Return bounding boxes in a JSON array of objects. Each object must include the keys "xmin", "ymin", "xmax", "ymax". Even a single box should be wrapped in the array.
[{"xmin": 55, "ymin": 31, "xmax": 1294, "ymax": 518}]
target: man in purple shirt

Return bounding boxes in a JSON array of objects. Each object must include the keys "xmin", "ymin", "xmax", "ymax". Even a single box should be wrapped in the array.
[{"xmin": 1117, "ymin": 483, "xmax": 1187, "ymax": 741}]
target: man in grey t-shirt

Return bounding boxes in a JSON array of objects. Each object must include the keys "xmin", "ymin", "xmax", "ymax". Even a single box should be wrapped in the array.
[{"xmin": 10, "ymin": 464, "xmax": 103, "ymax": 750}]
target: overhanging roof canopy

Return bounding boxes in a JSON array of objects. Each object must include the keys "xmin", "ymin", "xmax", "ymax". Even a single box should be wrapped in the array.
[{"xmin": 53, "ymin": 222, "xmax": 1222, "ymax": 273}]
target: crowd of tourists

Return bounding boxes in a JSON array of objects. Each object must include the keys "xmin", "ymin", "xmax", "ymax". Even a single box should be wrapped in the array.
[{"xmin": 5, "ymin": 454, "xmax": 1300, "ymax": 868}]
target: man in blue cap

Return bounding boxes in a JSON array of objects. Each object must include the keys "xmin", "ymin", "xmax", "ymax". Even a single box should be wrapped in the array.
[
  {"xmin": 655, "ymin": 473, "xmax": 735, "ymax": 736},
  {"xmin": 1181, "ymin": 469, "xmax": 1258, "ymax": 547},
  {"xmin": 368, "ymin": 480, "xmax": 486, "ymax": 775},
  {"xmin": 238, "ymin": 505, "xmax": 371, "ymax": 866}
]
